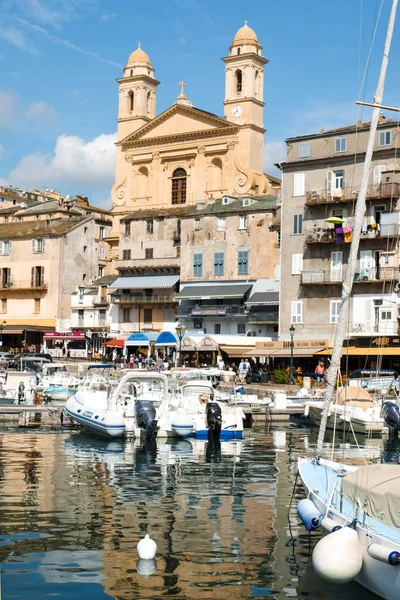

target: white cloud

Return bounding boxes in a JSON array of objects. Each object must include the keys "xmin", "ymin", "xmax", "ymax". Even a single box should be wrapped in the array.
[
  {"xmin": 6, "ymin": 132, "xmax": 116, "ymax": 207},
  {"xmin": 0, "ymin": 91, "xmax": 16, "ymax": 129},
  {"xmin": 264, "ymin": 140, "xmax": 286, "ymax": 174},
  {"xmin": 25, "ymin": 101, "xmax": 58, "ymax": 124},
  {"xmin": 0, "ymin": 26, "xmax": 41, "ymax": 56}
]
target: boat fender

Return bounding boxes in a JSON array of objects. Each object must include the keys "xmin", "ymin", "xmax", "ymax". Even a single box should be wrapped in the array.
[
  {"xmin": 312, "ymin": 526, "xmax": 363, "ymax": 584},
  {"xmin": 367, "ymin": 543, "xmax": 400, "ymax": 566},
  {"xmin": 137, "ymin": 534, "xmax": 157, "ymax": 560},
  {"xmin": 303, "ymin": 404, "xmax": 310, "ymax": 418},
  {"xmin": 297, "ymin": 498, "xmax": 321, "ymax": 531},
  {"xmin": 320, "ymin": 517, "xmax": 342, "ymax": 533}
]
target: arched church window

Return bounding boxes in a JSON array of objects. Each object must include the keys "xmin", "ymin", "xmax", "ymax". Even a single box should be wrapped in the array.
[
  {"xmin": 147, "ymin": 90, "xmax": 152, "ymax": 114},
  {"xmin": 237, "ymin": 48, "xmax": 241, "ymax": 55},
  {"xmin": 171, "ymin": 168, "xmax": 187, "ymax": 205},
  {"xmin": 130, "ymin": 70, "xmax": 133, "ymax": 76},
  {"xmin": 255, "ymin": 70, "xmax": 260, "ymax": 98},
  {"xmin": 236, "ymin": 70, "xmax": 242, "ymax": 93},
  {"xmin": 128, "ymin": 91, "xmax": 134, "ymax": 112}
]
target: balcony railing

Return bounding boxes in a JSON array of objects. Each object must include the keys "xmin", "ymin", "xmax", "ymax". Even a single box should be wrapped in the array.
[
  {"xmin": 247, "ymin": 311, "xmax": 279, "ymax": 324},
  {"xmin": 301, "ymin": 266, "xmax": 398, "ymax": 285},
  {"xmin": 305, "ymin": 222, "xmax": 400, "ymax": 244},
  {"xmin": 0, "ymin": 280, "xmax": 48, "ymax": 290},
  {"xmin": 115, "ymin": 256, "xmax": 180, "ymax": 269},
  {"xmin": 92, "ymin": 296, "xmax": 109, "ymax": 305},
  {"xmin": 111, "ymin": 293, "xmax": 177, "ymax": 304},
  {"xmin": 305, "ymin": 182, "xmax": 400, "ymax": 205},
  {"xmin": 177, "ymin": 304, "xmax": 248, "ymax": 317}
]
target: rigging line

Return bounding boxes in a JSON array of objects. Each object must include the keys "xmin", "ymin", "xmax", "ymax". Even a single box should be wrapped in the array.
[{"xmin": 357, "ymin": 0, "xmax": 385, "ymax": 102}]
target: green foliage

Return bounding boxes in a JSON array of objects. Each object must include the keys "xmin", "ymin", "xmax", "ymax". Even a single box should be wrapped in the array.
[{"xmin": 273, "ymin": 368, "xmax": 290, "ymax": 384}]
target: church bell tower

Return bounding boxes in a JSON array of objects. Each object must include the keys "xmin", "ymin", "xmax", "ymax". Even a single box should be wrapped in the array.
[{"xmin": 222, "ymin": 23, "xmax": 268, "ymax": 173}]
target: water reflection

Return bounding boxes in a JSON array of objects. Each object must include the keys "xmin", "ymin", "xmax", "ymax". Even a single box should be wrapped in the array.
[{"xmin": 0, "ymin": 427, "xmax": 397, "ymax": 598}]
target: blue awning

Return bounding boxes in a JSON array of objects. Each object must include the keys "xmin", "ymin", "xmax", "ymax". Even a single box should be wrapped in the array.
[
  {"xmin": 125, "ymin": 332, "xmax": 159, "ymax": 346},
  {"xmin": 155, "ymin": 331, "xmax": 178, "ymax": 347}
]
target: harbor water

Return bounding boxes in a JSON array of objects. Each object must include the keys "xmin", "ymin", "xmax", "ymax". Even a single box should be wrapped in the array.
[{"xmin": 0, "ymin": 424, "xmax": 394, "ymax": 599}]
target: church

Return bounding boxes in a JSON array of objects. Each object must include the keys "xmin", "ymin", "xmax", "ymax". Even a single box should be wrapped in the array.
[{"xmin": 110, "ymin": 23, "xmax": 276, "ymax": 221}]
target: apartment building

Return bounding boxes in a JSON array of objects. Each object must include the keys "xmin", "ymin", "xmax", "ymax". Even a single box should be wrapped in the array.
[{"xmin": 280, "ymin": 117, "xmax": 400, "ymax": 350}]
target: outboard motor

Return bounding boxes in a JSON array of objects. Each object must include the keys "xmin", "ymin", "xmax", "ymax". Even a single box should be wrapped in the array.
[
  {"xmin": 135, "ymin": 400, "xmax": 158, "ymax": 441},
  {"xmin": 206, "ymin": 402, "xmax": 222, "ymax": 437},
  {"xmin": 18, "ymin": 382, "xmax": 25, "ymax": 405},
  {"xmin": 381, "ymin": 401, "xmax": 400, "ymax": 434}
]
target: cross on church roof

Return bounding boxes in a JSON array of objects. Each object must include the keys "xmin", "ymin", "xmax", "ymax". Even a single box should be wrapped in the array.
[{"xmin": 179, "ymin": 80, "xmax": 186, "ymax": 95}]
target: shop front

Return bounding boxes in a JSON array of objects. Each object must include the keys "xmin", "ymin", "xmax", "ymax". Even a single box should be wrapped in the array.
[
  {"xmin": 43, "ymin": 331, "xmax": 87, "ymax": 358},
  {"xmin": 314, "ymin": 335, "xmax": 400, "ymax": 373}
]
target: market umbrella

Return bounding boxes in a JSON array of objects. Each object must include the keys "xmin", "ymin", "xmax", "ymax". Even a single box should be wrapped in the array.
[{"xmin": 325, "ymin": 217, "xmax": 344, "ymax": 225}]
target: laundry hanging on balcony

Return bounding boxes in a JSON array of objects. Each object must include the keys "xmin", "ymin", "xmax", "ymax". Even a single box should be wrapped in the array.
[{"xmin": 343, "ymin": 226, "xmax": 353, "ymax": 243}]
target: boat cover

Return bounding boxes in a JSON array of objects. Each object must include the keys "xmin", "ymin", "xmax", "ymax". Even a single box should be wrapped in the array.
[
  {"xmin": 342, "ymin": 465, "xmax": 400, "ymax": 531},
  {"xmin": 336, "ymin": 386, "xmax": 373, "ymax": 409}
]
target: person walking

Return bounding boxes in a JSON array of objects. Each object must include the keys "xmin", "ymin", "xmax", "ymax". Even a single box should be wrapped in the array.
[
  {"xmin": 112, "ymin": 348, "xmax": 118, "ymax": 364},
  {"xmin": 238, "ymin": 359, "xmax": 247, "ymax": 384},
  {"xmin": 314, "ymin": 361, "xmax": 325, "ymax": 387},
  {"xmin": 129, "ymin": 354, "xmax": 134, "ymax": 369}
]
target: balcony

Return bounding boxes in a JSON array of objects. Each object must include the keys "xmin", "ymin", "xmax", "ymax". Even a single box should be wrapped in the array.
[
  {"xmin": 111, "ymin": 293, "xmax": 177, "ymax": 304},
  {"xmin": 177, "ymin": 304, "xmax": 248, "ymax": 317},
  {"xmin": 305, "ymin": 182, "xmax": 400, "ymax": 206},
  {"xmin": 0, "ymin": 280, "xmax": 48, "ymax": 292},
  {"xmin": 92, "ymin": 296, "xmax": 110, "ymax": 306},
  {"xmin": 115, "ymin": 256, "xmax": 180, "ymax": 270},
  {"xmin": 247, "ymin": 311, "xmax": 279, "ymax": 324},
  {"xmin": 305, "ymin": 222, "xmax": 400, "ymax": 244},
  {"xmin": 301, "ymin": 266, "xmax": 398, "ymax": 285}
]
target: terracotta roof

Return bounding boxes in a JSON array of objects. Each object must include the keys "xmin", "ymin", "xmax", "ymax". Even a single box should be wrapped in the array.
[
  {"xmin": 91, "ymin": 275, "xmax": 118, "ymax": 286},
  {"xmin": 285, "ymin": 118, "xmax": 400, "ymax": 142},
  {"xmin": 0, "ymin": 217, "xmax": 89, "ymax": 240},
  {"xmin": 121, "ymin": 195, "xmax": 277, "ymax": 222},
  {"xmin": 265, "ymin": 172, "xmax": 281, "ymax": 185},
  {"xmin": 17, "ymin": 199, "xmax": 82, "ymax": 216},
  {"xmin": 0, "ymin": 206, "xmax": 22, "ymax": 215}
]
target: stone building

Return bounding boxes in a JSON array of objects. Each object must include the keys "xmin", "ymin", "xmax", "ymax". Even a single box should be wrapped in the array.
[{"xmin": 279, "ymin": 117, "xmax": 400, "ymax": 363}]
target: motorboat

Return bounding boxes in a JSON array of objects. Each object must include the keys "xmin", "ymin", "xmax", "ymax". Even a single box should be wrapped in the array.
[
  {"xmin": 65, "ymin": 371, "xmax": 194, "ymax": 439},
  {"xmin": 179, "ymin": 379, "xmax": 245, "ymax": 439},
  {"xmin": 304, "ymin": 386, "xmax": 385, "ymax": 434}
]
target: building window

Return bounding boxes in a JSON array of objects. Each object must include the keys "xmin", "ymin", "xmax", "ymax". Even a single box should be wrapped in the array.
[
  {"xmin": 99, "ymin": 309, "xmax": 106, "ymax": 326},
  {"xmin": 335, "ymin": 137, "xmax": 347, "ymax": 153},
  {"xmin": 78, "ymin": 287, "xmax": 84, "ymax": 301},
  {"xmin": 214, "ymin": 323, "xmax": 221, "ymax": 335},
  {"xmin": 1, "ymin": 269, "xmax": 10, "ymax": 288},
  {"xmin": 171, "ymin": 168, "xmax": 187, "ymax": 205},
  {"xmin": 193, "ymin": 253, "xmax": 203, "ymax": 276},
  {"xmin": 34, "ymin": 298, "xmax": 40, "ymax": 314},
  {"xmin": 1, "ymin": 241, "xmax": 12, "ymax": 255},
  {"xmin": 193, "ymin": 318, "xmax": 203, "ymax": 329},
  {"xmin": 291, "ymin": 253, "xmax": 303, "ymax": 275},
  {"xmin": 330, "ymin": 300, "xmax": 341, "ymax": 324},
  {"xmin": 276, "ymin": 231, "xmax": 281, "ymax": 247},
  {"xmin": 122, "ymin": 249, "xmax": 131, "ymax": 260},
  {"xmin": 4, "ymin": 216, "xmax": 8, "ymax": 224},
  {"xmin": 293, "ymin": 173, "xmax": 305, "ymax": 196},
  {"xmin": 145, "ymin": 248, "xmax": 153, "ymax": 259},
  {"xmin": 194, "ymin": 218, "xmax": 201, "ymax": 231},
  {"xmin": 99, "ymin": 246, "xmax": 106, "ymax": 260},
  {"xmin": 98, "ymin": 267, "xmax": 104, "ymax": 278},
  {"xmin": 83, "ymin": 245, "xmax": 87, "ymax": 253},
  {"xmin": 291, "ymin": 301, "xmax": 303, "ymax": 324},
  {"xmin": 99, "ymin": 226, "xmax": 105, "ymax": 240},
  {"xmin": 146, "ymin": 219, "xmax": 154, "ymax": 234},
  {"xmin": 238, "ymin": 215, "xmax": 247, "ymax": 230},
  {"xmin": 32, "ymin": 238, "xmax": 45, "ymax": 253},
  {"xmin": 143, "ymin": 308, "xmax": 152, "ymax": 325},
  {"xmin": 124, "ymin": 221, "xmax": 131, "ymax": 236},
  {"xmin": 334, "ymin": 170, "xmax": 345, "ymax": 189},
  {"xmin": 217, "ymin": 217, "xmax": 226, "ymax": 231},
  {"xmin": 379, "ymin": 130, "xmax": 392, "ymax": 147},
  {"xmin": 373, "ymin": 164, "xmax": 386, "ymax": 189},
  {"xmin": 78, "ymin": 309, "xmax": 84, "ymax": 326},
  {"xmin": 82, "ymin": 273, "xmax": 86, "ymax": 281},
  {"xmin": 292, "ymin": 213, "xmax": 303, "ymax": 235},
  {"xmin": 298, "ymin": 142, "xmax": 310, "ymax": 158},
  {"xmin": 381, "ymin": 309, "xmax": 393, "ymax": 320},
  {"xmin": 128, "ymin": 90, "xmax": 134, "ymax": 111},
  {"xmin": 1, "ymin": 299, "xmax": 6, "ymax": 313},
  {"xmin": 235, "ymin": 69, "xmax": 242, "ymax": 92},
  {"xmin": 237, "ymin": 322, "xmax": 246, "ymax": 334},
  {"xmin": 214, "ymin": 252, "xmax": 224, "ymax": 275},
  {"xmin": 31, "ymin": 266, "xmax": 44, "ymax": 288},
  {"xmin": 122, "ymin": 307, "xmax": 131, "ymax": 323},
  {"xmin": 238, "ymin": 250, "xmax": 249, "ymax": 275}
]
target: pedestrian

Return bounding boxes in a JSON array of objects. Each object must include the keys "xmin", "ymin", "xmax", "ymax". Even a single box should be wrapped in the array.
[
  {"xmin": 217, "ymin": 356, "xmax": 225, "ymax": 371},
  {"xmin": 129, "ymin": 354, "xmax": 134, "ymax": 369},
  {"xmin": 238, "ymin": 359, "xmax": 247, "ymax": 384},
  {"xmin": 67, "ymin": 348, "xmax": 71, "ymax": 360},
  {"xmin": 112, "ymin": 349, "xmax": 117, "ymax": 363},
  {"xmin": 314, "ymin": 360, "xmax": 325, "ymax": 387},
  {"xmin": 62, "ymin": 345, "xmax": 66, "ymax": 359},
  {"xmin": 138, "ymin": 354, "xmax": 143, "ymax": 369}
]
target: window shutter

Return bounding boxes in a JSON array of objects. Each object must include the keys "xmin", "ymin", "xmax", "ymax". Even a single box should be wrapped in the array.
[
  {"xmin": 32, "ymin": 239, "xmax": 36, "ymax": 253},
  {"xmin": 293, "ymin": 173, "xmax": 305, "ymax": 196},
  {"xmin": 292, "ymin": 253, "xmax": 303, "ymax": 275},
  {"xmin": 42, "ymin": 238, "xmax": 45, "ymax": 253},
  {"xmin": 31, "ymin": 267, "xmax": 34, "ymax": 287}
]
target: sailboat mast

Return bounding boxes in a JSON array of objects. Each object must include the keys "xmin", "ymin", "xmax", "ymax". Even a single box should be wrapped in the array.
[{"xmin": 316, "ymin": 0, "xmax": 398, "ymax": 455}]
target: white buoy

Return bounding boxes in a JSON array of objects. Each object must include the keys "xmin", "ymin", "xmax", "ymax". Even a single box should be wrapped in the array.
[
  {"xmin": 312, "ymin": 526, "xmax": 363, "ymax": 584},
  {"xmin": 137, "ymin": 534, "xmax": 157, "ymax": 560}
]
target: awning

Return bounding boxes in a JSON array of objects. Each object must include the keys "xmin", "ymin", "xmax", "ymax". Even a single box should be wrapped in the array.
[
  {"xmin": 3, "ymin": 324, "xmax": 55, "ymax": 335},
  {"xmin": 110, "ymin": 275, "xmax": 179, "ymax": 290},
  {"xmin": 220, "ymin": 345, "xmax": 256, "ymax": 358},
  {"xmin": 314, "ymin": 347, "xmax": 400, "ymax": 357},
  {"xmin": 176, "ymin": 284, "xmax": 252, "ymax": 300},
  {"xmin": 155, "ymin": 331, "xmax": 178, "ymax": 347},
  {"xmin": 244, "ymin": 347, "xmax": 326, "ymax": 358},
  {"xmin": 125, "ymin": 332, "xmax": 159, "ymax": 346},
  {"xmin": 246, "ymin": 291, "xmax": 279, "ymax": 306},
  {"xmin": 102, "ymin": 339, "xmax": 125, "ymax": 348}
]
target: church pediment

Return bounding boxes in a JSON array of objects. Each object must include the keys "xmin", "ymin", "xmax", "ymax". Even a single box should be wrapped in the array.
[{"xmin": 120, "ymin": 104, "xmax": 237, "ymax": 146}]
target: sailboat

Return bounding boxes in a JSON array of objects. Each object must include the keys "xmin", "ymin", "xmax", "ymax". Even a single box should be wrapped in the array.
[{"xmin": 297, "ymin": 2, "xmax": 400, "ymax": 598}]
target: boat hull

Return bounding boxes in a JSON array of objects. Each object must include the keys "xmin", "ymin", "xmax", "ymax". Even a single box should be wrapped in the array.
[
  {"xmin": 298, "ymin": 458, "xmax": 400, "ymax": 600},
  {"xmin": 308, "ymin": 402, "xmax": 384, "ymax": 434}
]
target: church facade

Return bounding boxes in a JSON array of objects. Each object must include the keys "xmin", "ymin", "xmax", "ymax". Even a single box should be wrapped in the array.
[{"xmin": 110, "ymin": 24, "xmax": 273, "ymax": 223}]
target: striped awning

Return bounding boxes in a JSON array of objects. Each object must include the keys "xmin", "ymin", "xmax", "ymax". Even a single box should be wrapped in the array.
[{"xmin": 110, "ymin": 275, "xmax": 179, "ymax": 290}]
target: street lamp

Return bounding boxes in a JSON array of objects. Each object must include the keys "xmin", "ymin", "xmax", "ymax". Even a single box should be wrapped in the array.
[
  {"xmin": 0, "ymin": 320, "xmax": 6, "ymax": 348},
  {"xmin": 175, "ymin": 321, "xmax": 186, "ymax": 367},
  {"xmin": 289, "ymin": 325, "xmax": 295, "ymax": 384}
]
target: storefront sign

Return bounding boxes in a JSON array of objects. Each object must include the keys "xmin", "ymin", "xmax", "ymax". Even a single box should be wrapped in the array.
[
  {"xmin": 191, "ymin": 309, "xmax": 227, "ymax": 316},
  {"xmin": 256, "ymin": 340, "xmax": 328, "ymax": 349},
  {"xmin": 44, "ymin": 331, "xmax": 85, "ymax": 340},
  {"xmin": 349, "ymin": 336, "xmax": 400, "ymax": 348}
]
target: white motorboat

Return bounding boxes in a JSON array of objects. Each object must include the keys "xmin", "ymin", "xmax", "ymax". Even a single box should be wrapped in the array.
[
  {"xmin": 65, "ymin": 371, "xmax": 194, "ymax": 439},
  {"xmin": 180, "ymin": 380, "xmax": 245, "ymax": 439}
]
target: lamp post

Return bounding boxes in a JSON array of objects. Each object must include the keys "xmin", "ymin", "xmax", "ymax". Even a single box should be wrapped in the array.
[
  {"xmin": 0, "ymin": 319, "xmax": 6, "ymax": 348},
  {"xmin": 289, "ymin": 325, "xmax": 295, "ymax": 384},
  {"xmin": 175, "ymin": 321, "xmax": 186, "ymax": 367}
]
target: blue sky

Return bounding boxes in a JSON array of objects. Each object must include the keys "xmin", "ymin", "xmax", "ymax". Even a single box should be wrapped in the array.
[{"xmin": 0, "ymin": 0, "xmax": 399, "ymax": 207}]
